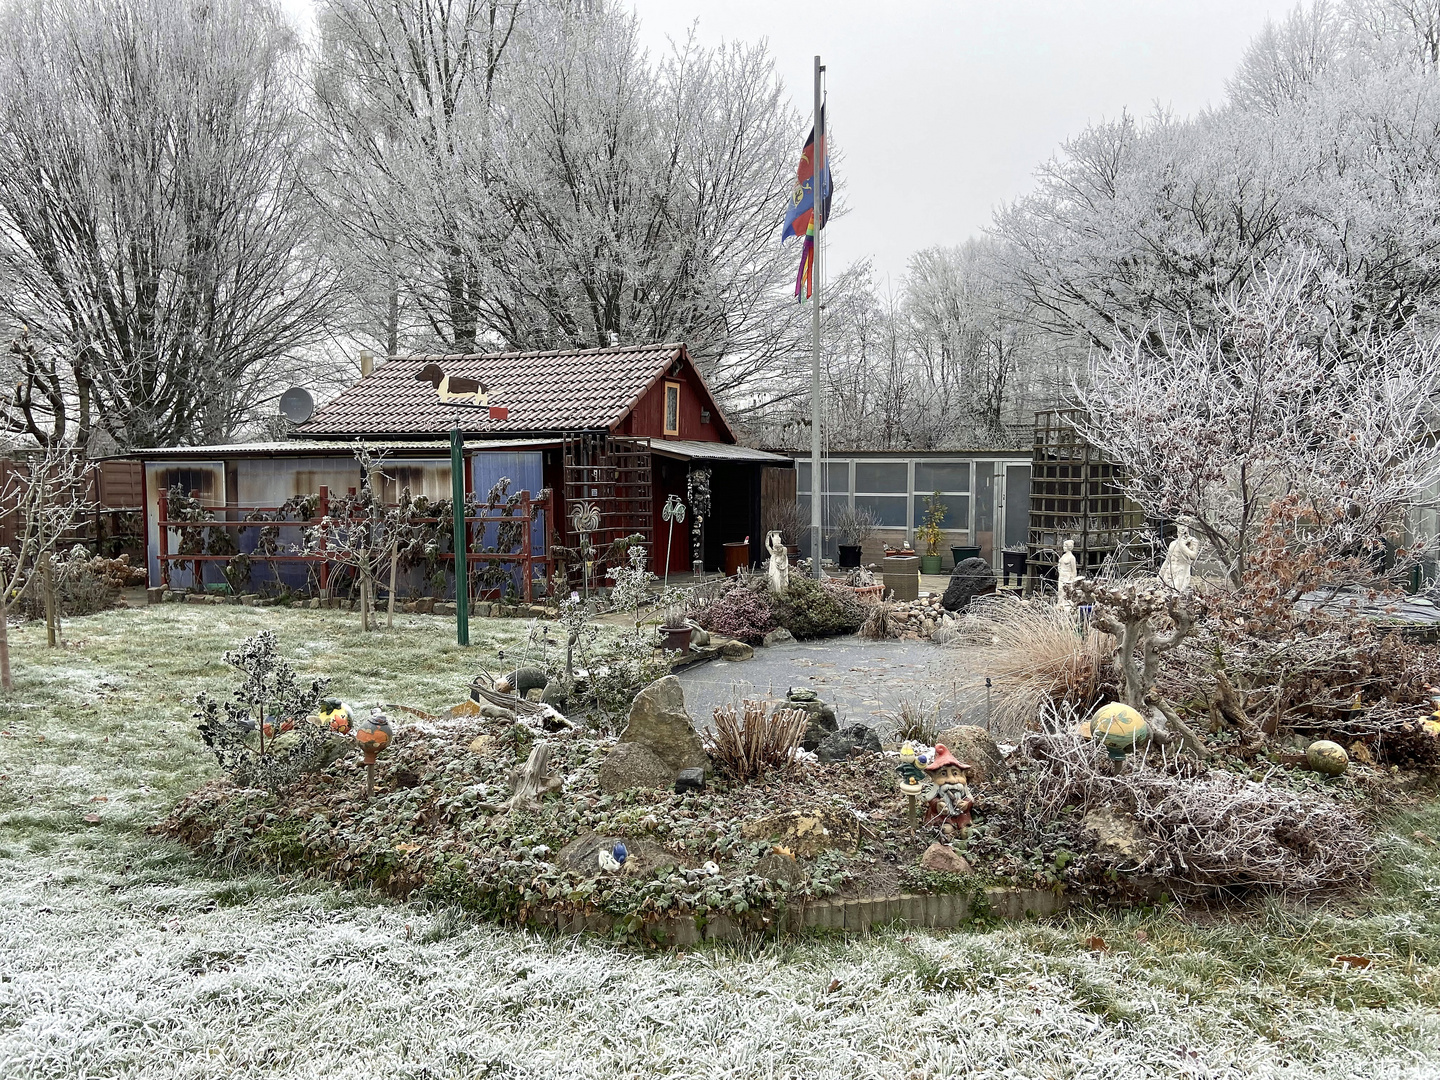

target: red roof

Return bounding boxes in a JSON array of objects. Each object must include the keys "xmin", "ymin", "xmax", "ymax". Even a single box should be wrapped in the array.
[{"xmin": 295, "ymin": 342, "xmax": 730, "ymax": 439}]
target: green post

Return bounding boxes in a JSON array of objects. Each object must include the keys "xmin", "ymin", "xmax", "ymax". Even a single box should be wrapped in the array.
[{"xmin": 450, "ymin": 424, "xmax": 469, "ymax": 646}]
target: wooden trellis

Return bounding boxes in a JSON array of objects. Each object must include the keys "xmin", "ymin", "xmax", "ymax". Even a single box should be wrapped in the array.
[
  {"xmin": 1026, "ymin": 409, "xmax": 1144, "ymax": 589},
  {"xmin": 560, "ymin": 433, "xmax": 653, "ymax": 580}
]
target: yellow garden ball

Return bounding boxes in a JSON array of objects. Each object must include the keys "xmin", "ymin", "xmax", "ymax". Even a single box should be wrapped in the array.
[
  {"xmin": 1305, "ymin": 740, "xmax": 1350, "ymax": 776},
  {"xmin": 1089, "ymin": 702, "xmax": 1149, "ymax": 760}
]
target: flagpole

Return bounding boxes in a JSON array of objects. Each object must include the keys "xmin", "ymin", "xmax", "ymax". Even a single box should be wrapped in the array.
[{"xmin": 810, "ymin": 54, "xmax": 824, "ymax": 580}]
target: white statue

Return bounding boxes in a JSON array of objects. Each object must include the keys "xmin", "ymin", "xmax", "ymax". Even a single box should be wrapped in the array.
[
  {"xmin": 1159, "ymin": 524, "xmax": 1200, "ymax": 592},
  {"xmin": 1056, "ymin": 538, "xmax": 1080, "ymax": 607},
  {"xmin": 765, "ymin": 530, "xmax": 790, "ymax": 593}
]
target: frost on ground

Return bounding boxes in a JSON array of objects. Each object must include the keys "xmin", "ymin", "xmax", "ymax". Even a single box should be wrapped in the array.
[{"xmin": 1, "ymin": 607, "xmax": 1439, "ymax": 1079}]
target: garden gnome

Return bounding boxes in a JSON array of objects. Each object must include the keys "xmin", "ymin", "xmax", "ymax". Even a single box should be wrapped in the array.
[
  {"xmin": 766, "ymin": 530, "xmax": 790, "ymax": 594},
  {"xmin": 1158, "ymin": 524, "xmax": 1200, "ymax": 592},
  {"xmin": 920, "ymin": 744, "xmax": 974, "ymax": 829},
  {"xmin": 1056, "ymin": 538, "xmax": 1080, "ymax": 607}
]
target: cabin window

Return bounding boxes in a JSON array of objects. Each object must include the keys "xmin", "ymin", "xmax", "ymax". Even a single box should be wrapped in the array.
[{"xmin": 664, "ymin": 381, "xmax": 680, "ymax": 436}]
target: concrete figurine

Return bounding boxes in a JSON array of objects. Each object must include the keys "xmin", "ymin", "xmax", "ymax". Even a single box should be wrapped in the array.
[
  {"xmin": 920, "ymin": 743, "xmax": 975, "ymax": 829},
  {"xmin": 1158, "ymin": 524, "xmax": 1200, "ymax": 592},
  {"xmin": 1056, "ymin": 538, "xmax": 1080, "ymax": 607},
  {"xmin": 766, "ymin": 530, "xmax": 790, "ymax": 593}
]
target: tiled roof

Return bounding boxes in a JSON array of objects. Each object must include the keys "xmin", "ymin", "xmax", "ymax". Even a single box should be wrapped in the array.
[{"xmin": 295, "ymin": 342, "xmax": 687, "ymax": 438}]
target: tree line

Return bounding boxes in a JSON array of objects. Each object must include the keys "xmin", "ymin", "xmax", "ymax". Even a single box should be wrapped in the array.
[{"xmin": 2, "ymin": 0, "xmax": 1440, "ymax": 454}]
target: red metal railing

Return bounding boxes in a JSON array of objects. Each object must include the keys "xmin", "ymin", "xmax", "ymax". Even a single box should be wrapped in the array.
[{"xmin": 156, "ymin": 485, "xmax": 553, "ymax": 604}]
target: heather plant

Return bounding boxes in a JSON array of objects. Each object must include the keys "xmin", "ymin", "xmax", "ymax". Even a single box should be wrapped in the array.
[{"xmin": 692, "ymin": 583, "xmax": 776, "ymax": 644}]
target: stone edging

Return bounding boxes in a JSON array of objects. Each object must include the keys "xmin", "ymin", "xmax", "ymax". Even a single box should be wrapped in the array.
[{"xmin": 522, "ymin": 886, "xmax": 1067, "ymax": 944}]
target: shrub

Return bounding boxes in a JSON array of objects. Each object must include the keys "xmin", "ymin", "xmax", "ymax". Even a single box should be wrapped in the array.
[
  {"xmin": 769, "ymin": 576, "xmax": 865, "ymax": 639},
  {"xmin": 693, "ymin": 584, "xmax": 776, "ymax": 644},
  {"xmin": 703, "ymin": 699, "xmax": 808, "ymax": 782}
]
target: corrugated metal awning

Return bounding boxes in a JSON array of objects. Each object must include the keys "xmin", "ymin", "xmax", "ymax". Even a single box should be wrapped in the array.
[{"xmin": 647, "ymin": 439, "xmax": 792, "ymax": 464}]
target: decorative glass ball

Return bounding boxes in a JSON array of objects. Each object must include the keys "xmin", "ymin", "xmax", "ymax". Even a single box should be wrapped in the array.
[
  {"xmin": 354, "ymin": 708, "xmax": 393, "ymax": 764},
  {"xmin": 1089, "ymin": 702, "xmax": 1149, "ymax": 761},
  {"xmin": 1305, "ymin": 740, "xmax": 1349, "ymax": 776}
]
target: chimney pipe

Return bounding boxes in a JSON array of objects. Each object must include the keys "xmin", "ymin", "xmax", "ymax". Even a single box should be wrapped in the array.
[{"xmin": 360, "ymin": 350, "xmax": 374, "ymax": 377}]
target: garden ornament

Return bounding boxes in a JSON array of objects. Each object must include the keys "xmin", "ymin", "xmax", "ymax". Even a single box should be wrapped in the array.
[
  {"xmin": 1089, "ymin": 702, "xmax": 1149, "ymax": 762},
  {"xmin": 599, "ymin": 841, "xmax": 628, "ymax": 873},
  {"xmin": 661, "ymin": 495, "xmax": 686, "ymax": 587},
  {"xmin": 1158, "ymin": 525, "xmax": 1200, "ymax": 592},
  {"xmin": 317, "ymin": 698, "xmax": 353, "ymax": 735},
  {"xmin": 897, "ymin": 741, "xmax": 926, "ymax": 834},
  {"xmin": 1056, "ymin": 539, "xmax": 1080, "ymax": 608},
  {"xmin": 355, "ymin": 706, "xmax": 394, "ymax": 798},
  {"xmin": 1305, "ymin": 739, "xmax": 1350, "ymax": 776},
  {"xmin": 920, "ymin": 744, "xmax": 974, "ymax": 828},
  {"xmin": 766, "ymin": 530, "xmax": 790, "ymax": 594}
]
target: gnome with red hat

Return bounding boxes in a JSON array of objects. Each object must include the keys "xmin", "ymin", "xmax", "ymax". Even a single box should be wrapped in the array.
[{"xmin": 921, "ymin": 743, "xmax": 974, "ymax": 828}]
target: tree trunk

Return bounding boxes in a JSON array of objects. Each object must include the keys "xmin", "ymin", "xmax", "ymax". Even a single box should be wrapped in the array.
[
  {"xmin": 0, "ymin": 596, "xmax": 11, "ymax": 691},
  {"xmin": 387, "ymin": 542, "xmax": 399, "ymax": 629},
  {"xmin": 359, "ymin": 565, "xmax": 372, "ymax": 631},
  {"xmin": 42, "ymin": 553, "xmax": 57, "ymax": 648},
  {"xmin": 477, "ymin": 740, "xmax": 563, "ymax": 814}
]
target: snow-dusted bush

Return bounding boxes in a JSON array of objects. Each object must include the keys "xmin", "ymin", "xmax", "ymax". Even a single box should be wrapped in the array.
[{"xmin": 692, "ymin": 584, "xmax": 776, "ymax": 644}]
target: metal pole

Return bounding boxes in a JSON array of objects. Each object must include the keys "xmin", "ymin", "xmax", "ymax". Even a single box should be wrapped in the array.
[
  {"xmin": 809, "ymin": 54, "xmax": 824, "ymax": 580},
  {"xmin": 450, "ymin": 423, "xmax": 470, "ymax": 646}
]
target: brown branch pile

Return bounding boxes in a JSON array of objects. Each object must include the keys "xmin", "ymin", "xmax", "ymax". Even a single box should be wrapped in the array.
[
  {"xmin": 1018, "ymin": 732, "xmax": 1375, "ymax": 893},
  {"xmin": 704, "ymin": 700, "xmax": 808, "ymax": 782}
]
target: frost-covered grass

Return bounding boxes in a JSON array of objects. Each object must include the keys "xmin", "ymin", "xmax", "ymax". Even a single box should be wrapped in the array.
[{"xmin": 3, "ymin": 606, "xmax": 1440, "ymax": 1078}]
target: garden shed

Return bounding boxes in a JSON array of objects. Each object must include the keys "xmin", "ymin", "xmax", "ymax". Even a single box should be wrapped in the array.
[{"xmin": 119, "ymin": 342, "xmax": 791, "ymax": 597}]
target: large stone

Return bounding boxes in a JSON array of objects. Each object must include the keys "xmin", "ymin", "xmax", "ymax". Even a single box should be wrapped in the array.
[
  {"xmin": 752, "ymin": 851, "xmax": 801, "ymax": 886},
  {"xmin": 720, "ymin": 641, "xmax": 755, "ymax": 661},
  {"xmin": 1081, "ymin": 806, "xmax": 1153, "ymax": 860},
  {"xmin": 741, "ymin": 808, "xmax": 860, "ymax": 857},
  {"xmin": 675, "ymin": 767, "xmax": 706, "ymax": 794},
  {"xmin": 762, "ymin": 628, "xmax": 795, "ymax": 647},
  {"xmin": 932, "ymin": 725, "xmax": 1004, "ymax": 784},
  {"xmin": 920, "ymin": 842, "xmax": 971, "ymax": 874},
  {"xmin": 940, "ymin": 557, "xmax": 997, "ymax": 613},
  {"xmin": 816, "ymin": 723, "xmax": 882, "ymax": 763},
  {"xmin": 618, "ymin": 675, "xmax": 709, "ymax": 775},
  {"xmin": 787, "ymin": 697, "xmax": 839, "ymax": 752},
  {"xmin": 598, "ymin": 741, "xmax": 674, "ymax": 794},
  {"xmin": 556, "ymin": 831, "xmax": 678, "ymax": 878}
]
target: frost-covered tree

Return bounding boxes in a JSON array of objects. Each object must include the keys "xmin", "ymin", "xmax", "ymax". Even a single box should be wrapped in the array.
[
  {"xmin": 0, "ymin": 0, "xmax": 336, "ymax": 449},
  {"xmin": 312, "ymin": 0, "xmax": 805, "ymax": 409},
  {"xmin": 1074, "ymin": 265, "xmax": 1440, "ymax": 587}
]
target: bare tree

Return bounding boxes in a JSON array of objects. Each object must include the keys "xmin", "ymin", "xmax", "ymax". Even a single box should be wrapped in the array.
[
  {"xmin": 0, "ymin": 0, "xmax": 338, "ymax": 449},
  {"xmin": 304, "ymin": 445, "xmax": 400, "ymax": 631},
  {"xmin": 0, "ymin": 445, "xmax": 92, "ymax": 689}
]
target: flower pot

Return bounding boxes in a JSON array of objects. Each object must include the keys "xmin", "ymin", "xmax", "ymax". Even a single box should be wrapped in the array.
[
  {"xmin": 882, "ymin": 555, "xmax": 921, "ymax": 602},
  {"xmin": 951, "ymin": 545, "xmax": 982, "ymax": 565},
  {"xmin": 837, "ymin": 544, "xmax": 862, "ymax": 568},
  {"xmin": 723, "ymin": 541, "xmax": 750, "ymax": 577},
  {"xmin": 660, "ymin": 624, "xmax": 692, "ymax": 654},
  {"xmin": 920, "ymin": 554, "xmax": 943, "ymax": 575}
]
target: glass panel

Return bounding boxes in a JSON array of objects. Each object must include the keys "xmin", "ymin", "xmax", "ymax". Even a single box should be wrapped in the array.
[
  {"xmin": 797, "ymin": 462, "xmax": 811, "ymax": 494},
  {"xmin": 975, "ymin": 462, "xmax": 996, "ymax": 532},
  {"xmin": 823, "ymin": 494, "xmax": 850, "ymax": 523},
  {"xmin": 915, "ymin": 461, "xmax": 971, "ymax": 492},
  {"xmin": 915, "ymin": 494, "xmax": 969, "ymax": 530},
  {"xmin": 855, "ymin": 495, "xmax": 907, "ymax": 528},
  {"xmin": 854, "ymin": 461, "xmax": 907, "ymax": 493},
  {"xmin": 1004, "ymin": 465, "xmax": 1031, "ymax": 549},
  {"xmin": 821, "ymin": 461, "xmax": 850, "ymax": 493},
  {"xmin": 664, "ymin": 384, "xmax": 679, "ymax": 433}
]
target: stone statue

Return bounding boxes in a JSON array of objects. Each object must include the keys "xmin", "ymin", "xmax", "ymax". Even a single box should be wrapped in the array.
[
  {"xmin": 765, "ymin": 530, "xmax": 790, "ymax": 593},
  {"xmin": 1159, "ymin": 524, "xmax": 1200, "ymax": 592},
  {"xmin": 1056, "ymin": 538, "xmax": 1079, "ymax": 606}
]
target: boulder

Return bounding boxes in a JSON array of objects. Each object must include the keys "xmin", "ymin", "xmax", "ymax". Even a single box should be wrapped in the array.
[
  {"xmin": 786, "ymin": 694, "xmax": 839, "ymax": 752},
  {"xmin": 598, "ymin": 741, "xmax": 674, "ymax": 794},
  {"xmin": 940, "ymin": 557, "xmax": 996, "ymax": 613},
  {"xmin": 762, "ymin": 628, "xmax": 795, "ymax": 647},
  {"xmin": 467, "ymin": 734, "xmax": 497, "ymax": 755},
  {"xmin": 932, "ymin": 725, "xmax": 1004, "ymax": 784},
  {"xmin": 920, "ymin": 842, "xmax": 971, "ymax": 874},
  {"xmin": 556, "ymin": 831, "xmax": 678, "ymax": 878},
  {"xmin": 816, "ymin": 723, "xmax": 882, "ymax": 763},
  {"xmin": 1081, "ymin": 806, "xmax": 1152, "ymax": 860},
  {"xmin": 741, "ymin": 808, "xmax": 859, "ymax": 857},
  {"xmin": 752, "ymin": 851, "xmax": 801, "ymax": 886},
  {"xmin": 618, "ymin": 675, "xmax": 710, "ymax": 775},
  {"xmin": 675, "ymin": 767, "xmax": 706, "ymax": 794},
  {"xmin": 720, "ymin": 641, "xmax": 755, "ymax": 661}
]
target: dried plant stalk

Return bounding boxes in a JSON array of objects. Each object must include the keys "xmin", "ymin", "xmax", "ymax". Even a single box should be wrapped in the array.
[{"xmin": 704, "ymin": 700, "xmax": 808, "ymax": 782}]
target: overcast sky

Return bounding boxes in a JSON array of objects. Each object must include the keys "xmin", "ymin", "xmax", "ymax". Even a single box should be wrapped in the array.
[{"xmin": 284, "ymin": 0, "xmax": 1296, "ymax": 284}]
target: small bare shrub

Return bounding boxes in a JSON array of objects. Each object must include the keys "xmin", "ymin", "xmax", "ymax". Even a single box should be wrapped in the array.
[
  {"xmin": 703, "ymin": 699, "xmax": 807, "ymax": 782},
  {"xmin": 879, "ymin": 696, "xmax": 940, "ymax": 744}
]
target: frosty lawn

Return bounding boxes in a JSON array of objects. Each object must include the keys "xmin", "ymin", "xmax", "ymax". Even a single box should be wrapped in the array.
[{"xmin": 3, "ymin": 606, "xmax": 1440, "ymax": 1079}]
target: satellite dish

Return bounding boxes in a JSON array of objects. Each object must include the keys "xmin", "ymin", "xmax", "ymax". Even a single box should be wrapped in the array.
[{"xmin": 278, "ymin": 386, "xmax": 315, "ymax": 424}]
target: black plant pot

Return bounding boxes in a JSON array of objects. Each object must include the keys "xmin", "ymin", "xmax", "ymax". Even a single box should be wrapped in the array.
[
  {"xmin": 837, "ymin": 544, "xmax": 862, "ymax": 568},
  {"xmin": 660, "ymin": 625, "xmax": 693, "ymax": 654}
]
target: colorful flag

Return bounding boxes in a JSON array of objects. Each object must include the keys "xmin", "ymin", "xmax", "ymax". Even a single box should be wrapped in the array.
[
  {"xmin": 783, "ymin": 106, "xmax": 832, "ymax": 244},
  {"xmin": 794, "ymin": 230, "xmax": 815, "ymax": 300}
]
